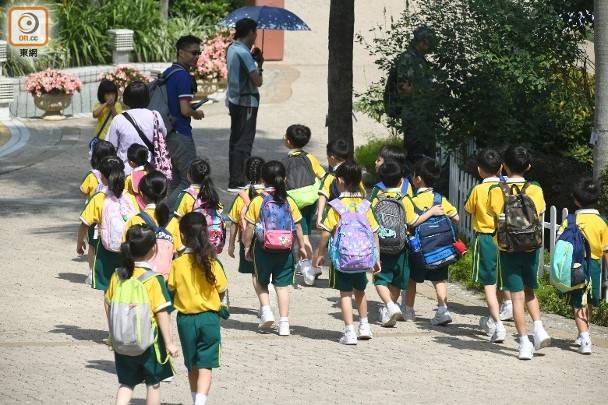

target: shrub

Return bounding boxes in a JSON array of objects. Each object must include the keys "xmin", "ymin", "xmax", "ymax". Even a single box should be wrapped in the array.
[
  {"xmin": 354, "ymin": 136, "xmax": 402, "ymax": 178},
  {"xmin": 170, "ymin": 0, "xmax": 247, "ymax": 23}
]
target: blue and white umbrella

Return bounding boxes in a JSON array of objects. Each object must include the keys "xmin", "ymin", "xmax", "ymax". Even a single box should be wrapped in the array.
[{"xmin": 218, "ymin": 6, "xmax": 311, "ymax": 31}]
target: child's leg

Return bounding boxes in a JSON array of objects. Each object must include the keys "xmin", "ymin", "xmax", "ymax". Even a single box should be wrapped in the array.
[
  {"xmin": 511, "ymin": 290, "xmax": 527, "ymax": 337},
  {"xmin": 302, "ymin": 235, "xmax": 314, "ymax": 262},
  {"xmin": 524, "ymin": 287, "xmax": 541, "ymax": 321},
  {"xmin": 432, "ymin": 281, "xmax": 448, "ymax": 307},
  {"xmin": 574, "ymin": 307, "xmax": 589, "ymax": 334},
  {"xmin": 145, "ymin": 383, "xmax": 161, "ymax": 405},
  {"xmin": 484, "ymin": 284, "xmax": 501, "ymax": 322},
  {"xmin": 389, "ymin": 285, "xmax": 401, "ymax": 303},
  {"xmin": 340, "ymin": 291, "xmax": 354, "ymax": 326},
  {"xmin": 406, "ymin": 279, "xmax": 417, "ymax": 307},
  {"xmin": 353, "ymin": 289, "xmax": 367, "ymax": 320},
  {"xmin": 188, "ymin": 369, "xmax": 199, "ymax": 395},
  {"xmin": 251, "ymin": 275, "xmax": 262, "ymax": 301},
  {"xmin": 115, "ymin": 384, "xmax": 134, "ymax": 405},
  {"xmin": 375, "ymin": 285, "xmax": 394, "ymax": 305},
  {"xmin": 275, "ymin": 286, "xmax": 290, "ymax": 318},
  {"xmin": 87, "ymin": 245, "xmax": 95, "ymax": 272},
  {"xmin": 196, "ymin": 367, "xmax": 213, "ymax": 394}
]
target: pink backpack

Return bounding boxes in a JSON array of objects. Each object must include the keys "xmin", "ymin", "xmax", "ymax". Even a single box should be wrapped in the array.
[
  {"xmin": 151, "ymin": 112, "xmax": 172, "ymax": 180},
  {"xmin": 131, "ymin": 170, "xmax": 147, "ymax": 210},
  {"xmin": 187, "ymin": 187, "xmax": 226, "ymax": 254},
  {"xmin": 100, "ymin": 193, "xmax": 138, "ymax": 252},
  {"xmin": 137, "ymin": 211, "xmax": 174, "ymax": 279},
  {"xmin": 255, "ymin": 193, "xmax": 294, "ymax": 251}
]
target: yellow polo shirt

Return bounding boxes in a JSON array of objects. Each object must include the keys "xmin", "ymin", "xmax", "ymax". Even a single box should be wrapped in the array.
[
  {"xmin": 80, "ymin": 171, "xmax": 101, "ymax": 199},
  {"xmin": 558, "ymin": 209, "xmax": 608, "ymax": 260},
  {"xmin": 175, "ymin": 185, "xmax": 223, "ymax": 218},
  {"xmin": 168, "ymin": 252, "xmax": 228, "ymax": 314},
  {"xmin": 406, "ymin": 188, "xmax": 458, "ymax": 226},
  {"xmin": 94, "ymin": 102, "xmax": 124, "ymax": 140},
  {"xmin": 319, "ymin": 172, "xmax": 366, "ymax": 200},
  {"xmin": 487, "ymin": 179, "xmax": 546, "ymax": 219},
  {"xmin": 227, "ymin": 185, "xmax": 265, "ymax": 226},
  {"xmin": 464, "ymin": 177, "xmax": 503, "ymax": 233},
  {"xmin": 321, "ymin": 193, "xmax": 380, "ymax": 233},
  {"xmin": 122, "ymin": 205, "xmax": 183, "ymax": 252}
]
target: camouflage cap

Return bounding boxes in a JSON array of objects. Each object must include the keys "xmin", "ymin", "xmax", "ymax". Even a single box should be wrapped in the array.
[{"xmin": 412, "ymin": 25, "xmax": 437, "ymax": 48}]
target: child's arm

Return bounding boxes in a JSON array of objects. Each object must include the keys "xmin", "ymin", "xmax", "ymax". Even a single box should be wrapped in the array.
[
  {"xmin": 450, "ymin": 214, "xmax": 460, "ymax": 224},
  {"xmin": 410, "ymin": 205, "xmax": 445, "ymax": 227},
  {"xmin": 295, "ymin": 223, "xmax": 307, "ymax": 260},
  {"xmin": 156, "ymin": 310, "xmax": 179, "ymax": 358},
  {"xmin": 228, "ymin": 222, "xmax": 238, "ymax": 258},
  {"xmin": 92, "ymin": 102, "xmax": 106, "ymax": 118},
  {"xmin": 316, "ymin": 195, "xmax": 327, "ymax": 229},
  {"xmin": 373, "ymin": 233, "xmax": 381, "ymax": 274},
  {"xmin": 243, "ymin": 223, "xmax": 255, "ymax": 261},
  {"xmin": 314, "ymin": 231, "xmax": 331, "ymax": 268},
  {"xmin": 76, "ymin": 223, "xmax": 89, "ymax": 255}
]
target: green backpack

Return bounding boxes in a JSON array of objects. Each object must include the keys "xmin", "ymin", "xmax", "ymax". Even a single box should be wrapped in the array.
[
  {"xmin": 282, "ymin": 151, "xmax": 320, "ymax": 209},
  {"xmin": 109, "ymin": 269, "xmax": 168, "ymax": 363}
]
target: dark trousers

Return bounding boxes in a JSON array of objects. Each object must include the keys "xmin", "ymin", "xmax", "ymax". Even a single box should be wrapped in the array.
[
  {"xmin": 229, "ymin": 102, "xmax": 258, "ymax": 186},
  {"xmin": 166, "ymin": 131, "xmax": 197, "ymax": 210}
]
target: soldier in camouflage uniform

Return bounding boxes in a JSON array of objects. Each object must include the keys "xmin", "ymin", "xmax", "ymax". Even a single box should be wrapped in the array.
[{"xmin": 395, "ymin": 26, "xmax": 440, "ymax": 163}]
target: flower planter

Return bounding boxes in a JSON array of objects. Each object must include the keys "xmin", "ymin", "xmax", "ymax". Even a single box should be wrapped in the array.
[
  {"xmin": 34, "ymin": 92, "xmax": 72, "ymax": 120},
  {"xmin": 194, "ymin": 79, "xmax": 227, "ymax": 100}
]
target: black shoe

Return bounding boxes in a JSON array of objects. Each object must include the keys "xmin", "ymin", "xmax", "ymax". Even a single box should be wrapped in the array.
[{"xmin": 227, "ymin": 183, "xmax": 245, "ymax": 193}]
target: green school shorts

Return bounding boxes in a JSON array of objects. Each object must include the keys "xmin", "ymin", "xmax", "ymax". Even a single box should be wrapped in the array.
[
  {"xmin": 238, "ymin": 242, "xmax": 254, "ymax": 274},
  {"xmin": 177, "ymin": 311, "xmax": 221, "ymax": 371},
  {"xmin": 253, "ymin": 241, "xmax": 295, "ymax": 288},
  {"xmin": 374, "ymin": 250, "xmax": 410, "ymax": 289},
  {"xmin": 410, "ymin": 259, "xmax": 449, "ymax": 283},
  {"xmin": 114, "ymin": 327, "xmax": 174, "ymax": 388},
  {"xmin": 299, "ymin": 203, "xmax": 317, "ymax": 236},
  {"xmin": 87, "ymin": 224, "xmax": 97, "ymax": 244},
  {"xmin": 329, "ymin": 266, "xmax": 368, "ymax": 292},
  {"xmin": 568, "ymin": 259, "xmax": 602, "ymax": 308},
  {"xmin": 472, "ymin": 233, "xmax": 499, "ymax": 286},
  {"xmin": 498, "ymin": 250, "xmax": 540, "ymax": 292},
  {"xmin": 92, "ymin": 240, "xmax": 122, "ymax": 291}
]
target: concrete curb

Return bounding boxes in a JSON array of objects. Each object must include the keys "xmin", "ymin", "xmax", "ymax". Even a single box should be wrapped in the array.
[{"xmin": 0, "ymin": 118, "xmax": 30, "ymax": 158}]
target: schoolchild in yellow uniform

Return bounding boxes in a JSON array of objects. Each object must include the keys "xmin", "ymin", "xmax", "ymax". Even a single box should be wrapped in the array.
[
  {"xmin": 487, "ymin": 146, "xmax": 551, "ymax": 360},
  {"xmin": 92, "ymin": 80, "xmax": 124, "ymax": 141},
  {"xmin": 404, "ymin": 157, "xmax": 459, "ymax": 326},
  {"xmin": 243, "ymin": 161, "xmax": 307, "ymax": 336},
  {"xmin": 368, "ymin": 144, "xmax": 414, "ymax": 201},
  {"xmin": 80, "ymin": 140, "xmax": 116, "ymax": 276},
  {"xmin": 105, "ymin": 225, "xmax": 178, "ymax": 405},
  {"xmin": 558, "ymin": 178, "xmax": 608, "ymax": 355},
  {"xmin": 315, "ymin": 161, "xmax": 381, "ymax": 344},
  {"xmin": 464, "ymin": 149, "xmax": 507, "ymax": 343},
  {"xmin": 227, "ymin": 157, "xmax": 265, "ymax": 300},
  {"xmin": 125, "ymin": 144, "xmax": 152, "ymax": 207},
  {"xmin": 283, "ymin": 124, "xmax": 326, "ymax": 270},
  {"xmin": 77, "ymin": 156, "xmax": 139, "ymax": 291},
  {"xmin": 174, "ymin": 159, "xmax": 223, "ymax": 218},
  {"xmin": 123, "ymin": 171, "xmax": 182, "ymax": 253},
  {"xmin": 168, "ymin": 212, "xmax": 228, "ymax": 405}
]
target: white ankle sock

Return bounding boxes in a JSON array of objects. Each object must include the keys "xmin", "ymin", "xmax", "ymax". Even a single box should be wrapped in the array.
[
  {"xmin": 279, "ymin": 317, "xmax": 288, "ymax": 323},
  {"xmin": 580, "ymin": 331, "xmax": 590, "ymax": 340},
  {"xmin": 360, "ymin": 317, "xmax": 369, "ymax": 324},
  {"xmin": 345, "ymin": 324, "xmax": 355, "ymax": 332},
  {"xmin": 194, "ymin": 393, "xmax": 207, "ymax": 405},
  {"xmin": 495, "ymin": 320, "xmax": 504, "ymax": 328},
  {"xmin": 261, "ymin": 305, "xmax": 271, "ymax": 312},
  {"xmin": 438, "ymin": 305, "xmax": 448, "ymax": 313},
  {"xmin": 192, "ymin": 392, "xmax": 196, "ymax": 402},
  {"xmin": 503, "ymin": 300, "xmax": 512, "ymax": 306},
  {"xmin": 519, "ymin": 335, "xmax": 530, "ymax": 343},
  {"xmin": 533, "ymin": 320, "xmax": 544, "ymax": 332},
  {"xmin": 405, "ymin": 305, "xmax": 414, "ymax": 312}
]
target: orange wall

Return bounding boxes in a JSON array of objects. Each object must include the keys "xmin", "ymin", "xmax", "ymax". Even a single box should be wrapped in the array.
[{"xmin": 248, "ymin": 0, "xmax": 285, "ymax": 61}]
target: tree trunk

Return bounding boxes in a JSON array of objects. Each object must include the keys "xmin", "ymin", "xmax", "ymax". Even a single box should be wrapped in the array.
[
  {"xmin": 593, "ymin": 0, "xmax": 608, "ymax": 181},
  {"xmin": 160, "ymin": 0, "xmax": 169, "ymax": 22},
  {"xmin": 327, "ymin": 0, "xmax": 354, "ymax": 152}
]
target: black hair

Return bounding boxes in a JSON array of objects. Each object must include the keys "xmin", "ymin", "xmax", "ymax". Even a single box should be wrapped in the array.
[
  {"xmin": 98, "ymin": 156, "xmax": 126, "ymax": 197},
  {"xmin": 477, "ymin": 148, "xmax": 502, "ymax": 174},
  {"xmin": 285, "ymin": 124, "xmax": 311, "ymax": 149},
  {"xmin": 573, "ymin": 177, "xmax": 600, "ymax": 208},
  {"xmin": 90, "ymin": 140, "xmax": 116, "ymax": 170},
  {"xmin": 503, "ymin": 145, "xmax": 532, "ymax": 174},
  {"xmin": 261, "ymin": 161, "xmax": 288, "ymax": 204},
  {"xmin": 139, "ymin": 171, "xmax": 171, "ymax": 227},
  {"xmin": 97, "ymin": 79, "xmax": 118, "ymax": 104},
  {"xmin": 378, "ymin": 161, "xmax": 402, "ymax": 188},
  {"xmin": 120, "ymin": 224, "xmax": 157, "ymax": 280},
  {"xmin": 234, "ymin": 18, "xmax": 257, "ymax": 39},
  {"xmin": 180, "ymin": 212, "xmax": 217, "ymax": 283},
  {"xmin": 413, "ymin": 157, "xmax": 440, "ymax": 188},
  {"xmin": 188, "ymin": 159, "xmax": 220, "ymax": 210},
  {"xmin": 127, "ymin": 143, "xmax": 152, "ymax": 172},
  {"xmin": 176, "ymin": 34, "xmax": 202, "ymax": 52},
  {"xmin": 334, "ymin": 160, "xmax": 362, "ymax": 191},
  {"xmin": 123, "ymin": 81, "xmax": 150, "ymax": 109},
  {"xmin": 245, "ymin": 156, "xmax": 265, "ymax": 199},
  {"xmin": 326, "ymin": 139, "xmax": 350, "ymax": 161},
  {"xmin": 379, "ymin": 144, "xmax": 408, "ymax": 177}
]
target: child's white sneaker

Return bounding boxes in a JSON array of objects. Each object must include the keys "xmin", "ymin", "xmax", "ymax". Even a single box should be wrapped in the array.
[
  {"xmin": 339, "ymin": 327, "xmax": 357, "ymax": 345},
  {"xmin": 403, "ymin": 306, "xmax": 416, "ymax": 321},
  {"xmin": 533, "ymin": 327, "xmax": 551, "ymax": 350},
  {"xmin": 313, "ymin": 266, "xmax": 322, "ymax": 278},
  {"xmin": 85, "ymin": 271, "xmax": 92, "ymax": 286},
  {"xmin": 491, "ymin": 323, "xmax": 506, "ymax": 343},
  {"xmin": 357, "ymin": 323, "xmax": 373, "ymax": 340},
  {"xmin": 518, "ymin": 338, "xmax": 534, "ymax": 360},
  {"xmin": 278, "ymin": 320, "xmax": 290, "ymax": 336},
  {"xmin": 479, "ymin": 316, "xmax": 496, "ymax": 336},
  {"xmin": 499, "ymin": 302, "xmax": 513, "ymax": 321},
  {"xmin": 431, "ymin": 308, "xmax": 452, "ymax": 326},
  {"xmin": 578, "ymin": 338, "xmax": 592, "ymax": 355},
  {"xmin": 258, "ymin": 307, "xmax": 275, "ymax": 329},
  {"xmin": 574, "ymin": 335, "xmax": 582, "ymax": 346},
  {"xmin": 380, "ymin": 303, "xmax": 401, "ymax": 327}
]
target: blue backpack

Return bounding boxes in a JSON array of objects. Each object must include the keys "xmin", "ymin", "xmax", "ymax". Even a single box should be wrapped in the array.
[
  {"xmin": 550, "ymin": 214, "xmax": 591, "ymax": 293},
  {"xmin": 255, "ymin": 193, "xmax": 295, "ymax": 251},
  {"xmin": 409, "ymin": 192, "xmax": 459, "ymax": 270}
]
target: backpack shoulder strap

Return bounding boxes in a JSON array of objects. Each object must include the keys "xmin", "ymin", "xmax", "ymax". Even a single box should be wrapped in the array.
[
  {"xmin": 566, "ymin": 214, "xmax": 576, "ymax": 229},
  {"xmin": 138, "ymin": 269, "xmax": 158, "ymax": 284},
  {"xmin": 498, "ymin": 182, "xmax": 511, "ymax": 195},
  {"xmin": 520, "ymin": 181, "xmax": 532, "ymax": 194},
  {"xmin": 357, "ymin": 200, "xmax": 371, "ymax": 214},
  {"xmin": 138, "ymin": 211, "xmax": 159, "ymax": 232},
  {"xmin": 328, "ymin": 199, "xmax": 347, "ymax": 216},
  {"xmin": 162, "ymin": 65, "xmax": 186, "ymax": 82},
  {"xmin": 123, "ymin": 112, "xmax": 154, "ymax": 152},
  {"xmin": 374, "ymin": 181, "xmax": 387, "ymax": 191},
  {"xmin": 432, "ymin": 192, "xmax": 442, "ymax": 206},
  {"xmin": 401, "ymin": 179, "xmax": 410, "ymax": 194}
]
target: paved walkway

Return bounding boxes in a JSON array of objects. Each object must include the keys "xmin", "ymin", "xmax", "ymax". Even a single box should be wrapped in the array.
[{"xmin": 1, "ymin": 1, "xmax": 608, "ymax": 404}]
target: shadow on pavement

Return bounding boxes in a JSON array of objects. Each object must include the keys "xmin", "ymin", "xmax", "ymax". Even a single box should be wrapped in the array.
[
  {"xmin": 50, "ymin": 324, "xmax": 107, "ymax": 343},
  {"xmin": 222, "ymin": 317, "xmax": 343, "ymax": 342},
  {"xmin": 431, "ymin": 336, "xmax": 517, "ymax": 357},
  {"xmin": 227, "ymin": 306, "xmax": 259, "ymax": 316},
  {"xmin": 445, "ymin": 301, "xmax": 487, "ymax": 317},
  {"xmin": 85, "ymin": 359, "xmax": 115, "ymax": 375},
  {"xmin": 56, "ymin": 272, "xmax": 87, "ymax": 284}
]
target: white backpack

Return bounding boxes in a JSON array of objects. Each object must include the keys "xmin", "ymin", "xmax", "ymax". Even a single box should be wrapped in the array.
[{"xmin": 100, "ymin": 194, "xmax": 138, "ymax": 252}]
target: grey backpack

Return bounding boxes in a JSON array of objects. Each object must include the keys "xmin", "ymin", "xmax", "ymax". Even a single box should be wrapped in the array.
[
  {"xmin": 496, "ymin": 182, "xmax": 543, "ymax": 252},
  {"xmin": 374, "ymin": 194, "xmax": 408, "ymax": 255},
  {"xmin": 109, "ymin": 270, "xmax": 158, "ymax": 356},
  {"xmin": 147, "ymin": 66, "xmax": 185, "ymax": 134}
]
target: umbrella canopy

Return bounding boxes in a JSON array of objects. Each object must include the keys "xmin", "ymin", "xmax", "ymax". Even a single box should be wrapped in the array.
[{"xmin": 218, "ymin": 6, "xmax": 311, "ymax": 31}]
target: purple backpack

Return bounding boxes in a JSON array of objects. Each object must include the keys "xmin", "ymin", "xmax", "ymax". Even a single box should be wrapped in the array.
[
  {"xmin": 328, "ymin": 199, "xmax": 377, "ymax": 273},
  {"xmin": 255, "ymin": 193, "xmax": 295, "ymax": 251}
]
